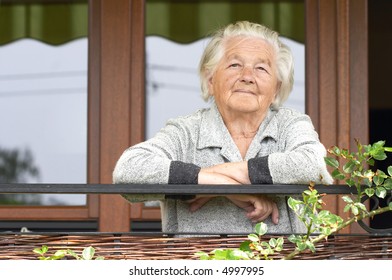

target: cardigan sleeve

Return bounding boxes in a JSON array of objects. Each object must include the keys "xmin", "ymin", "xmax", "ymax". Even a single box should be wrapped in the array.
[
  {"xmin": 113, "ymin": 114, "xmax": 202, "ymax": 202},
  {"xmin": 267, "ymin": 110, "xmax": 333, "ymax": 185}
]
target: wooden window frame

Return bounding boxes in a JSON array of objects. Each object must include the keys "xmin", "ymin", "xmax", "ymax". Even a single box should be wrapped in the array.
[{"xmin": 0, "ymin": 0, "xmax": 369, "ymax": 234}]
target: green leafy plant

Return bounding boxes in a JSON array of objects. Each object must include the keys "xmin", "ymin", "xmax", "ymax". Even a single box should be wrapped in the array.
[
  {"xmin": 33, "ymin": 245, "xmax": 104, "ymax": 260},
  {"xmin": 197, "ymin": 140, "xmax": 392, "ymax": 260},
  {"xmin": 196, "ymin": 223, "xmax": 284, "ymax": 260}
]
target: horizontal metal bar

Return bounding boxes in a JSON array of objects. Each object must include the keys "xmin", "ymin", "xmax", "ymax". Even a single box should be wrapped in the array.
[{"xmin": 0, "ymin": 183, "xmax": 356, "ymax": 195}]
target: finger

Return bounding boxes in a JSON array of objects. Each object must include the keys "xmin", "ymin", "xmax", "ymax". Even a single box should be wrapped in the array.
[
  {"xmin": 249, "ymin": 207, "xmax": 271, "ymax": 223},
  {"xmin": 189, "ymin": 197, "xmax": 211, "ymax": 212},
  {"xmin": 247, "ymin": 199, "xmax": 271, "ymax": 222},
  {"xmin": 271, "ymin": 202, "xmax": 279, "ymax": 224}
]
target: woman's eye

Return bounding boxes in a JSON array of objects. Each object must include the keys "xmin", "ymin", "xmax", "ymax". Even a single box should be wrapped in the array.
[{"xmin": 229, "ymin": 63, "xmax": 240, "ymax": 68}]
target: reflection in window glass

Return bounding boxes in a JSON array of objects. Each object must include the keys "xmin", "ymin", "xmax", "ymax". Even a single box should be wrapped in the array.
[{"xmin": 0, "ymin": 2, "xmax": 88, "ymax": 205}]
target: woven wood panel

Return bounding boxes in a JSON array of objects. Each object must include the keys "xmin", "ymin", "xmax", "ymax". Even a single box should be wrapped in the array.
[{"xmin": 1, "ymin": 234, "xmax": 391, "ymax": 260}]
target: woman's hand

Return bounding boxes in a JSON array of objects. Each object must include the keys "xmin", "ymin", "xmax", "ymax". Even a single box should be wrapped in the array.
[
  {"xmin": 227, "ymin": 194, "xmax": 279, "ymax": 224},
  {"xmin": 188, "ymin": 193, "xmax": 279, "ymax": 224},
  {"xmin": 192, "ymin": 162, "xmax": 279, "ymax": 224}
]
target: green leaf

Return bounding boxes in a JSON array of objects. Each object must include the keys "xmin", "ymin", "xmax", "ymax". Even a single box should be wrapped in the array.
[
  {"xmin": 376, "ymin": 187, "xmax": 387, "ymax": 199},
  {"xmin": 389, "ymin": 202, "xmax": 392, "ymax": 210},
  {"xmin": 67, "ymin": 250, "xmax": 79, "ymax": 260},
  {"xmin": 276, "ymin": 237, "xmax": 284, "ymax": 249},
  {"xmin": 344, "ymin": 204, "xmax": 351, "ymax": 213},
  {"xmin": 254, "ymin": 222, "xmax": 268, "ymax": 236},
  {"xmin": 288, "ymin": 234, "xmax": 301, "ymax": 244},
  {"xmin": 341, "ymin": 149, "xmax": 350, "ymax": 157},
  {"xmin": 269, "ymin": 238, "xmax": 277, "ymax": 247},
  {"xmin": 363, "ymin": 144, "xmax": 371, "ymax": 153},
  {"xmin": 343, "ymin": 160, "xmax": 356, "ymax": 173},
  {"xmin": 33, "ymin": 248, "xmax": 44, "ymax": 255},
  {"xmin": 321, "ymin": 227, "xmax": 332, "ymax": 236},
  {"xmin": 296, "ymin": 242, "xmax": 307, "ymax": 251},
  {"xmin": 342, "ymin": 196, "xmax": 353, "ymax": 203},
  {"xmin": 41, "ymin": 245, "xmax": 48, "ymax": 254},
  {"xmin": 195, "ymin": 252, "xmax": 210, "ymax": 260},
  {"xmin": 383, "ymin": 178, "xmax": 392, "ymax": 190},
  {"xmin": 211, "ymin": 249, "xmax": 233, "ymax": 260},
  {"xmin": 373, "ymin": 175, "xmax": 384, "ymax": 186},
  {"xmin": 372, "ymin": 150, "xmax": 387, "ymax": 161},
  {"xmin": 388, "ymin": 166, "xmax": 392, "ymax": 177},
  {"xmin": 305, "ymin": 241, "xmax": 316, "ymax": 253},
  {"xmin": 239, "ymin": 241, "xmax": 252, "ymax": 252},
  {"xmin": 325, "ymin": 157, "xmax": 339, "ymax": 168},
  {"xmin": 364, "ymin": 170, "xmax": 375, "ymax": 178},
  {"xmin": 351, "ymin": 205, "xmax": 359, "ymax": 215},
  {"xmin": 331, "ymin": 146, "xmax": 341, "ymax": 155},
  {"xmin": 354, "ymin": 202, "xmax": 367, "ymax": 212},
  {"xmin": 345, "ymin": 178, "xmax": 356, "ymax": 187},
  {"xmin": 287, "ymin": 197, "xmax": 302, "ymax": 211},
  {"xmin": 53, "ymin": 250, "xmax": 67, "ymax": 260},
  {"xmin": 248, "ymin": 234, "xmax": 259, "ymax": 242},
  {"xmin": 363, "ymin": 178, "xmax": 373, "ymax": 187},
  {"xmin": 373, "ymin": 140, "xmax": 386, "ymax": 149},
  {"xmin": 229, "ymin": 249, "xmax": 251, "ymax": 260},
  {"xmin": 82, "ymin": 246, "xmax": 95, "ymax": 260},
  {"xmin": 364, "ymin": 188, "xmax": 375, "ymax": 197},
  {"xmin": 332, "ymin": 169, "xmax": 346, "ymax": 180},
  {"xmin": 377, "ymin": 170, "xmax": 387, "ymax": 178}
]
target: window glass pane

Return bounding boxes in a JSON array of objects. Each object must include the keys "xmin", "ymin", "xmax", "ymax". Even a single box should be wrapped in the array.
[{"xmin": 0, "ymin": 1, "xmax": 88, "ymax": 206}]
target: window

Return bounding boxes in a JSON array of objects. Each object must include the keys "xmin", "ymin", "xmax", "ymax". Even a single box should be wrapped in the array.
[{"xmin": 0, "ymin": 1, "xmax": 88, "ymax": 206}]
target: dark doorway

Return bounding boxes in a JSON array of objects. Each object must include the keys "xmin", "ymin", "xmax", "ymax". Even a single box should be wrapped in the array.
[{"xmin": 368, "ymin": 0, "xmax": 392, "ymax": 229}]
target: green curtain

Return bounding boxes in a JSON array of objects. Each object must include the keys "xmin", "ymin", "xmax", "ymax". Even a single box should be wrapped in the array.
[
  {"xmin": 146, "ymin": 0, "xmax": 305, "ymax": 44},
  {"xmin": 0, "ymin": 2, "xmax": 88, "ymax": 46},
  {"xmin": 0, "ymin": 0, "xmax": 304, "ymax": 46}
]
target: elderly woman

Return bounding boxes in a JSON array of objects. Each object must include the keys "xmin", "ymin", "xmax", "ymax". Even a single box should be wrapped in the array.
[{"xmin": 113, "ymin": 21, "xmax": 332, "ymax": 234}]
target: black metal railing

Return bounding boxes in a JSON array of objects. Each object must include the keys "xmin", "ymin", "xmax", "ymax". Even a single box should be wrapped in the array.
[{"xmin": 0, "ymin": 183, "xmax": 390, "ymax": 234}]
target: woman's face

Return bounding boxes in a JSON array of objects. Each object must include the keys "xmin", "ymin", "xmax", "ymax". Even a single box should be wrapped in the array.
[{"xmin": 208, "ymin": 36, "xmax": 280, "ymax": 118}]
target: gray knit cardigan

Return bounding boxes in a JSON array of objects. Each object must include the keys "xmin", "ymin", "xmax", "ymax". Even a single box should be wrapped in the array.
[{"xmin": 113, "ymin": 103, "xmax": 333, "ymax": 234}]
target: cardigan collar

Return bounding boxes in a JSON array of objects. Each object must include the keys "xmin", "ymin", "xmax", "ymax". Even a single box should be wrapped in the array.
[{"xmin": 197, "ymin": 102, "xmax": 279, "ymax": 161}]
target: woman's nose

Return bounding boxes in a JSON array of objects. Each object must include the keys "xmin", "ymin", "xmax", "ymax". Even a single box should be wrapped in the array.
[{"xmin": 240, "ymin": 67, "xmax": 255, "ymax": 84}]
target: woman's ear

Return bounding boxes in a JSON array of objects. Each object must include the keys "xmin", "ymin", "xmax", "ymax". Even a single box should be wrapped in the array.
[
  {"xmin": 207, "ymin": 75, "xmax": 214, "ymax": 96},
  {"xmin": 274, "ymin": 81, "xmax": 282, "ymax": 98}
]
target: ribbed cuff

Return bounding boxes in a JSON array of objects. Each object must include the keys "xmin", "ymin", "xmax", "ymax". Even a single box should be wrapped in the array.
[
  {"xmin": 248, "ymin": 156, "xmax": 273, "ymax": 184},
  {"xmin": 166, "ymin": 161, "xmax": 201, "ymax": 200},
  {"xmin": 168, "ymin": 161, "xmax": 201, "ymax": 184}
]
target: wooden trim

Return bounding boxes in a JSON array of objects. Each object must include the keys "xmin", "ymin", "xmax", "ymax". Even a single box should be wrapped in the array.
[
  {"xmin": 0, "ymin": 207, "xmax": 90, "ymax": 220},
  {"xmin": 130, "ymin": 0, "xmax": 146, "ymax": 146},
  {"xmin": 305, "ymin": 0, "xmax": 320, "ymax": 130},
  {"xmin": 88, "ymin": 0, "xmax": 148, "ymax": 231},
  {"xmin": 305, "ymin": 0, "xmax": 368, "ymax": 233},
  {"xmin": 349, "ymin": 0, "xmax": 368, "ymax": 147},
  {"xmin": 139, "ymin": 207, "xmax": 161, "ymax": 220},
  {"xmin": 347, "ymin": 0, "xmax": 369, "ymax": 233},
  {"xmin": 87, "ymin": 0, "xmax": 101, "ymax": 186}
]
